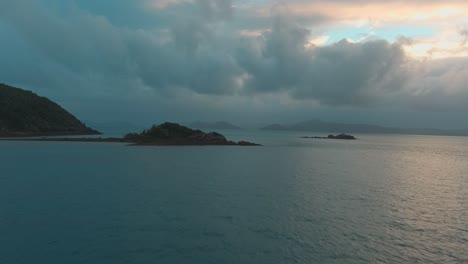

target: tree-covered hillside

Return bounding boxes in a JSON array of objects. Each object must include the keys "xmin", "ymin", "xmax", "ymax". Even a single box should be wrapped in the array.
[{"xmin": 0, "ymin": 83, "xmax": 99, "ymax": 136}]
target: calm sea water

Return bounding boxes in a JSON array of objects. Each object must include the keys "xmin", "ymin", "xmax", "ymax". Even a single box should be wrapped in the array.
[{"xmin": 0, "ymin": 131, "xmax": 467, "ymax": 263}]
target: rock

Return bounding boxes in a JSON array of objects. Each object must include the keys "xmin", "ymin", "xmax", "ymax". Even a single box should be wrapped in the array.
[
  {"xmin": 302, "ymin": 134, "xmax": 357, "ymax": 140},
  {"xmin": 328, "ymin": 134, "xmax": 356, "ymax": 140}
]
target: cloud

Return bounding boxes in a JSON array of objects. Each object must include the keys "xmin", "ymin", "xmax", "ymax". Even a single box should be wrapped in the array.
[
  {"xmin": 404, "ymin": 57, "xmax": 468, "ymax": 111},
  {"xmin": 238, "ymin": 16, "xmax": 408, "ymax": 106},
  {"xmin": 1, "ymin": 0, "xmax": 468, "ymax": 121},
  {"xmin": 262, "ymin": 0, "xmax": 468, "ymax": 23}
]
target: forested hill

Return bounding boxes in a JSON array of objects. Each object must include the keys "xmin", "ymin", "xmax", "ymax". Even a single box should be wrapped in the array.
[{"xmin": 0, "ymin": 83, "xmax": 100, "ymax": 137}]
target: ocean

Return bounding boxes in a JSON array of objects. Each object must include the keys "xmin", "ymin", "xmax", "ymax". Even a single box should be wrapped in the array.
[{"xmin": 0, "ymin": 130, "xmax": 467, "ymax": 263}]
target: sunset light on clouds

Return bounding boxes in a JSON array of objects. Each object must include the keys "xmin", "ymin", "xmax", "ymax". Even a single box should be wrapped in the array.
[{"xmin": 141, "ymin": 0, "xmax": 468, "ymax": 59}]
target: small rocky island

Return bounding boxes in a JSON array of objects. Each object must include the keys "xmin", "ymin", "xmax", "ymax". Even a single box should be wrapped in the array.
[
  {"xmin": 302, "ymin": 134, "xmax": 357, "ymax": 140},
  {"xmin": 123, "ymin": 122, "xmax": 259, "ymax": 146}
]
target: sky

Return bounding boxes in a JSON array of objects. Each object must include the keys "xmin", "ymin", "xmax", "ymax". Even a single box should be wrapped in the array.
[{"xmin": 1, "ymin": 0, "xmax": 468, "ymax": 129}]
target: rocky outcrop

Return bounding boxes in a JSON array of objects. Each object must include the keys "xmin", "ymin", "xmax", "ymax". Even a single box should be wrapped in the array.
[
  {"xmin": 302, "ymin": 134, "xmax": 357, "ymax": 140},
  {"xmin": 328, "ymin": 134, "xmax": 356, "ymax": 140},
  {"xmin": 124, "ymin": 122, "xmax": 260, "ymax": 146}
]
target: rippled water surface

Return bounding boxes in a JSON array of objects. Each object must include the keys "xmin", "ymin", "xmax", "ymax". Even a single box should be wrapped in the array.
[{"xmin": 0, "ymin": 131, "xmax": 467, "ymax": 263}]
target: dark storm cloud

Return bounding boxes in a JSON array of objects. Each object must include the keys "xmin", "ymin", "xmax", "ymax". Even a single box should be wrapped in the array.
[
  {"xmin": 238, "ymin": 17, "xmax": 408, "ymax": 106},
  {"xmin": 0, "ymin": 0, "xmax": 245, "ymax": 95},
  {"xmin": 1, "ymin": 0, "xmax": 468, "ymax": 115}
]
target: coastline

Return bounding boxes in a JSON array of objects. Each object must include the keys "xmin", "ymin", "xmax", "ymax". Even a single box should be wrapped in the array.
[
  {"xmin": 0, "ymin": 123, "xmax": 261, "ymax": 146},
  {"xmin": 0, "ymin": 131, "xmax": 102, "ymax": 138},
  {"xmin": 0, "ymin": 137, "xmax": 261, "ymax": 146}
]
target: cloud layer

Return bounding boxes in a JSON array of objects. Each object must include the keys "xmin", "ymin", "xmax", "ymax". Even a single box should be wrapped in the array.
[{"xmin": 1, "ymin": 0, "xmax": 468, "ymax": 126}]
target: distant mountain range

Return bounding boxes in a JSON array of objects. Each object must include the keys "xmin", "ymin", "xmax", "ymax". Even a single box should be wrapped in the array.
[
  {"xmin": 261, "ymin": 119, "xmax": 468, "ymax": 136},
  {"xmin": 189, "ymin": 121, "xmax": 241, "ymax": 130},
  {"xmin": 0, "ymin": 83, "xmax": 100, "ymax": 137}
]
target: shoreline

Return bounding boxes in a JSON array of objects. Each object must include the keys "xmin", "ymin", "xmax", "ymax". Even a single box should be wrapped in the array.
[
  {"xmin": 0, "ymin": 131, "xmax": 102, "ymax": 138},
  {"xmin": 0, "ymin": 137, "xmax": 261, "ymax": 146}
]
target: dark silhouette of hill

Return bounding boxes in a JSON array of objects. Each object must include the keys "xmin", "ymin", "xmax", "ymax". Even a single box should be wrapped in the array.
[
  {"xmin": 261, "ymin": 119, "xmax": 468, "ymax": 136},
  {"xmin": 0, "ymin": 83, "xmax": 100, "ymax": 137},
  {"xmin": 124, "ymin": 122, "xmax": 258, "ymax": 146}
]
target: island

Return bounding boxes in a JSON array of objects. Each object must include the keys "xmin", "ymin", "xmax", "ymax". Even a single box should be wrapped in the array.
[
  {"xmin": 302, "ymin": 134, "xmax": 357, "ymax": 140},
  {"xmin": 1, "ymin": 122, "xmax": 261, "ymax": 146},
  {"xmin": 123, "ymin": 122, "xmax": 259, "ymax": 146},
  {"xmin": 0, "ymin": 83, "xmax": 100, "ymax": 137}
]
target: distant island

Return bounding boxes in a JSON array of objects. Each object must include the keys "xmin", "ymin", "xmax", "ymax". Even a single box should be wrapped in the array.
[
  {"xmin": 189, "ymin": 121, "xmax": 241, "ymax": 130},
  {"xmin": 1, "ymin": 123, "xmax": 261, "ymax": 146},
  {"xmin": 302, "ymin": 134, "xmax": 357, "ymax": 140},
  {"xmin": 262, "ymin": 119, "xmax": 468, "ymax": 137},
  {"xmin": 123, "ymin": 123, "xmax": 258, "ymax": 146},
  {"xmin": 0, "ymin": 83, "xmax": 100, "ymax": 137}
]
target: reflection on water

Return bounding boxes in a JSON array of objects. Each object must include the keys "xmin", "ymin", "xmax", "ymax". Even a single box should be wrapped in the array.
[{"xmin": 0, "ymin": 132, "xmax": 467, "ymax": 263}]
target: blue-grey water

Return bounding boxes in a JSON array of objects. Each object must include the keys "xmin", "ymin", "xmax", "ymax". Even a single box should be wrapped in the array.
[{"xmin": 0, "ymin": 131, "xmax": 467, "ymax": 263}]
